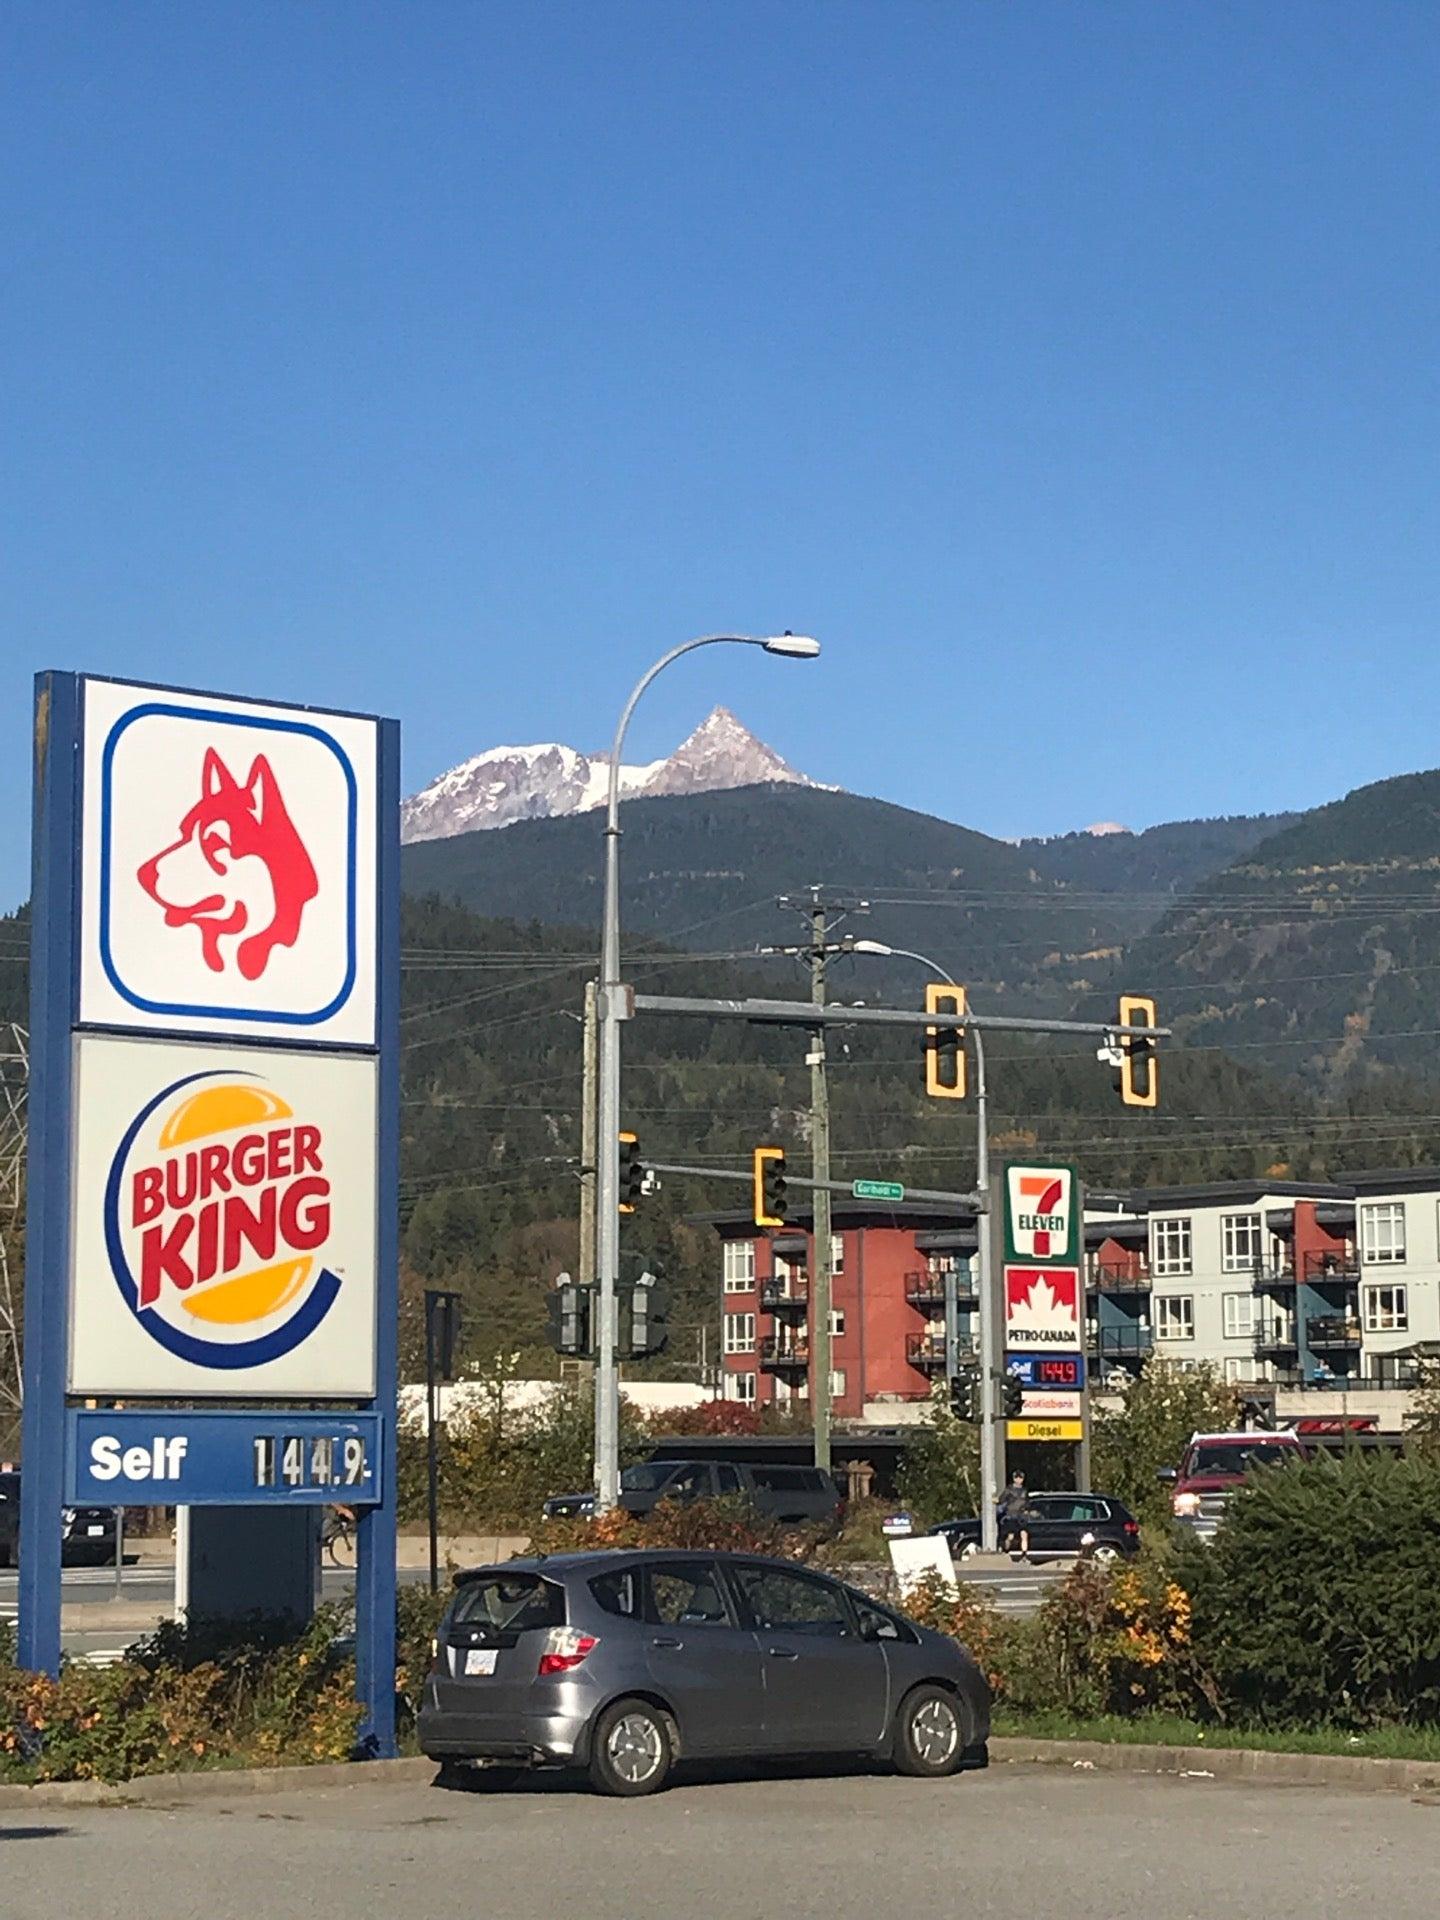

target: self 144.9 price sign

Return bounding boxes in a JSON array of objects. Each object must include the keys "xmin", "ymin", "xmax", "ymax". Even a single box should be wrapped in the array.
[{"xmin": 65, "ymin": 1409, "xmax": 383, "ymax": 1507}]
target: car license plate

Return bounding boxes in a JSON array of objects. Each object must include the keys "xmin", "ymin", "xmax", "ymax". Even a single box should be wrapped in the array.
[
  {"xmin": 87, "ymin": 1526, "xmax": 105, "ymax": 1537},
  {"xmin": 464, "ymin": 1648, "xmax": 497, "ymax": 1676}
]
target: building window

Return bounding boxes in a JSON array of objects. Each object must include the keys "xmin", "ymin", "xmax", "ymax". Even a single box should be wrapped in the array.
[
  {"xmin": 723, "ymin": 1311, "xmax": 756, "ymax": 1355},
  {"xmin": 1223, "ymin": 1293, "xmax": 1256, "ymax": 1340},
  {"xmin": 1221, "ymin": 1213, "xmax": 1263, "ymax": 1274},
  {"xmin": 830, "ymin": 1233, "xmax": 845, "ymax": 1275},
  {"xmin": 829, "ymin": 1309, "xmax": 846, "ymax": 1339},
  {"xmin": 1155, "ymin": 1295, "xmax": 1195, "ymax": 1341},
  {"xmin": 1223, "ymin": 1357, "xmax": 1250, "ymax": 1384},
  {"xmin": 1360, "ymin": 1202, "xmax": 1406, "ymax": 1265},
  {"xmin": 1364, "ymin": 1285, "xmax": 1409, "ymax": 1333},
  {"xmin": 829, "ymin": 1370, "xmax": 846, "ymax": 1398},
  {"xmin": 731, "ymin": 1371, "xmax": 757, "ymax": 1405},
  {"xmin": 1151, "ymin": 1218, "xmax": 1193, "ymax": 1278},
  {"xmin": 723, "ymin": 1241, "xmax": 755, "ymax": 1292}
]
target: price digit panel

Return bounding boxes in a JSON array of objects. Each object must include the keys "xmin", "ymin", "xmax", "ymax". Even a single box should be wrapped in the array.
[{"xmin": 251, "ymin": 1429, "xmax": 374, "ymax": 1493}]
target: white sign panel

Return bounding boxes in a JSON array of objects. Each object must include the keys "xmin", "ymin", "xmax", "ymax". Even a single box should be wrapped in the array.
[
  {"xmin": 1020, "ymin": 1389, "xmax": 1083, "ymax": 1418},
  {"xmin": 68, "ymin": 1033, "xmax": 378, "ymax": 1397},
  {"xmin": 1006, "ymin": 1165, "xmax": 1075, "ymax": 1259},
  {"xmin": 888, "ymin": 1534, "xmax": 958, "ymax": 1598},
  {"xmin": 1004, "ymin": 1264, "xmax": 1083, "ymax": 1351},
  {"xmin": 79, "ymin": 679, "xmax": 378, "ymax": 1046}
]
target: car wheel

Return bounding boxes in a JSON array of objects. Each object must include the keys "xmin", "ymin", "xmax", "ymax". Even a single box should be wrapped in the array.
[
  {"xmin": 588, "ymin": 1698, "xmax": 673, "ymax": 1798},
  {"xmin": 1088, "ymin": 1543, "xmax": 1121, "ymax": 1565},
  {"xmin": 957, "ymin": 1540, "xmax": 979, "ymax": 1562},
  {"xmin": 893, "ymin": 1684, "xmax": 967, "ymax": 1779}
]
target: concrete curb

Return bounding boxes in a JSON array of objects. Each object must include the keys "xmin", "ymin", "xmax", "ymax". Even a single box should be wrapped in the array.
[
  {"xmin": 2, "ymin": 1736, "xmax": 1437, "ymax": 1813},
  {"xmin": 0, "ymin": 1755, "xmax": 435, "ymax": 1812},
  {"xmin": 989, "ymin": 1735, "xmax": 1440, "ymax": 1796}
]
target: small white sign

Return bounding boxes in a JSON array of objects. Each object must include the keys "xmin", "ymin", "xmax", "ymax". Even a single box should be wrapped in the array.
[
  {"xmin": 67, "ymin": 1032, "xmax": 378, "ymax": 1397},
  {"xmin": 79, "ymin": 679, "xmax": 378, "ymax": 1045},
  {"xmin": 888, "ymin": 1534, "xmax": 958, "ymax": 1598},
  {"xmin": 1021, "ymin": 1390, "xmax": 1083, "ymax": 1418}
]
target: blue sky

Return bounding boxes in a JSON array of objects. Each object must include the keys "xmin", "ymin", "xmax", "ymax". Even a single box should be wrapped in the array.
[{"xmin": 5, "ymin": 2, "xmax": 1440, "ymax": 907}]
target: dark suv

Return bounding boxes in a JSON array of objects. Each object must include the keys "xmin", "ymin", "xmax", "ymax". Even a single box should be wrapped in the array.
[
  {"xmin": 542, "ymin": 1459, "xmax": 842, "ymax": 1526},
  {"xmin": 0, "ymin": 1473, "xmax": 120, "ymax": 1567},
  {"xmin": 933, "ymin": 1492, "xmax": 1140, "ymax": 1563}
]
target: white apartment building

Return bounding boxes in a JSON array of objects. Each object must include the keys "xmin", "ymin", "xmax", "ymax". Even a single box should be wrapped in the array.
[{"xmin": 1086, "ymin": 1171, "xmax": 1440, "ymax": 1393}]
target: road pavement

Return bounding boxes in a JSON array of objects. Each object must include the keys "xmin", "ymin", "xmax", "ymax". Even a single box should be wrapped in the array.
[{"xmin": 7, "ymin": 1763, "xmax": 1437, "ymax": 1920}]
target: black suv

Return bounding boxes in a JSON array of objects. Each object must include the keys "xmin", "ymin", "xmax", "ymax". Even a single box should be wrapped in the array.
[
  {"xmin": 933, "ymin": 1492, "xmax": 1140, "ymax": 1563},
  {"xmin": 0, "ymin": 1472, "xmax": 120, "ymax": 1567},
  {"xmin": 543, "ymin": 1459, "xmax": 843, "ymax": 1526}
]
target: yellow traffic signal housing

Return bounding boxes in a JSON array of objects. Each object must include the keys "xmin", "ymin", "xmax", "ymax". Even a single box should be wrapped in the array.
[
  {"xmin": 1118, "ymin": 994, "xmax": 1159, "ymax": 1108},
  {"xmin": 753, "ymin": 1145, "xmax": 788, "ymax": 1228},
  {"xmin": 618, "ymin": 1130, "xmax": 643, "ymax": 1212},
  {"xmin": 924, "ymin": 982, "xmax": 967, "ymax": 1099}
]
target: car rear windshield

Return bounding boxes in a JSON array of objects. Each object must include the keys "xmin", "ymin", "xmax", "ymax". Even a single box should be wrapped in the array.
[
  {"xmin": 450, "ymin": 1573, "xmax": 565, "ymax": 1633},
  {"xmin": 1189, "ymin": 1442, "xmax": 1299, "ymax": 1474}
]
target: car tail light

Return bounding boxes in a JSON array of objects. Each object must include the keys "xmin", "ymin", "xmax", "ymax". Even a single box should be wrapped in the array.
[
  {"xmin": 1123, "ymin": 1521, "xmax": 1139, "ymax": 1535},
  {"xmin": 537, "ymin": 1627, "xmax": 598, "ymax": 1677}
]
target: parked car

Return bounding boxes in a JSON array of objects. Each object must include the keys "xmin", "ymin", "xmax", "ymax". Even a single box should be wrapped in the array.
[
  {"xmin": 1160, "ymin": 1429, "xmax": 1308, "ymax": 1539},
  {"xmin": 419, "ymin": 1548, "xmax": 990, "ymax": 1795},
  {"xmin": 0, "ymin": 1472, "xmax": 120, "ymax": 1567},
  {"xmin": 932, "ymin": 1492, "xmax": 1141, "ymax": 1563},
  {"xmin": 542, "ymin": 1458, "xmax": 843, "ymax": 1526}
]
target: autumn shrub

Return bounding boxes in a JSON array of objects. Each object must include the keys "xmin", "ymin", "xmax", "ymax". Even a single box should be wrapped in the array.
[
  {"xmin": 900, "ymin": 1572, "xmax": 1016, "ymax": 1698},
  {"xmin": 527, "ymin": 1494, "xmax": 818, "ymax": 1562}
]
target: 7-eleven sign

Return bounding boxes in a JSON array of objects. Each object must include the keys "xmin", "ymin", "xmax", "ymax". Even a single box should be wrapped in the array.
[{"xmin": 1005, "ymin": 1165, "xmax": 1077, "ymax": 1262}]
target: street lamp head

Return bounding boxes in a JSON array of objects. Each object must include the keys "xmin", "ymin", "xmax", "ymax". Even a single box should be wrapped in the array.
[
  {"xmin": 849, "ymin": 939, "xmax": 894, "ymax": 957},
  {"xmin": 761, "ymin": 632, "xmax": 821, "ymax": 658}
]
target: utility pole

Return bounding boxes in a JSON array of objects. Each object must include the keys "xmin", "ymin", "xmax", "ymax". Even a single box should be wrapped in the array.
[
  {"xmin": 772, "ymin": 891, "xmax": 868, "ymax": 1474},
  {"xmin": 579, "ymin": 980, "xmax": 598, "ymax": 1291}
]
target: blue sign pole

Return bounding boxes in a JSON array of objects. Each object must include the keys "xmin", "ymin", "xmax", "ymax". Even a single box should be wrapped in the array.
[
  {"xmin": 19, "ymin": 671, "xmax": 81, "ymax": 1676},
  {"xmin": 354, "ymin": 713, "xmax": 401, "ymax": 1757}
]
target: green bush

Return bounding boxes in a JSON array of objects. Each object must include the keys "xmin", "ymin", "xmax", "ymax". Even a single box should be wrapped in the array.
[
  {"xmin": 1184, "ymin": 1449, "xmax": 1440, "ymax": 1729},
  {"xmin": 894, "ymin": 1388, "xmax": 980, "ymax": 1525}
]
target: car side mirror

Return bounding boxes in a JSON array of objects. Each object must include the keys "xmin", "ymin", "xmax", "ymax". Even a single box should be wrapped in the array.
[{"xmin": 1156, "ymin": 1468, "xmax": 1177, "ymax": 1484}]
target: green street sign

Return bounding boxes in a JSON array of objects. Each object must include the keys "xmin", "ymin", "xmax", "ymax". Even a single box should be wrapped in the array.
[{"xmin": 852, "ymin": 1178, "xmax": 905, "ymax": 1202}]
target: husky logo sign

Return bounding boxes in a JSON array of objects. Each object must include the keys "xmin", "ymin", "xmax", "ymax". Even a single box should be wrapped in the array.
[
  {"xmin": 79, "ymin": 680, "xmax": 377, "ymax": 1044},
  {"xmin": 1004, "ymin": 1265, "xmax": 1082, "ymax": 1351},
  {"xmin": 136, "ymin": 750, "xmax": 319, "ymax": 980},
  {"xmin": 1005, "ymin": 1165, "xmax": 1076, "ymax": 1261},
  {"xmin": 68, "ymin": 1034, "xmax": 379, "ymax": 1397}
]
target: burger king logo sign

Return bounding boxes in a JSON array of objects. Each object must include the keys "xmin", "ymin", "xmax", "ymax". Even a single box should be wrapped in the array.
[
  {"xmin": 106, "ymin": 1071, "xmax": 342, "ymax": 1368},
  {"xmin": 69, "ymin": 1035, "xmax": 377, "ymax": 1396}
]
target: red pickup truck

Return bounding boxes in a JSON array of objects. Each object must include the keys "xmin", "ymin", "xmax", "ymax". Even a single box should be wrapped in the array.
[{"xmin": 1161, "ymin": 1430, "xmax": 1308, "ymax": 1538}]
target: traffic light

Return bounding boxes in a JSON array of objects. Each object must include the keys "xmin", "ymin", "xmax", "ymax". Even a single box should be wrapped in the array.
[
  {"xmin": 546, "ymin": 1279, "xmax": 593, "ymax": 1358},
  {"xmin": 618, "ymin": 1130, "xmax": 645, "ymax": 1212},
  {"xmin": 924, "ymin": 982, "xmax": 967, "ymax": 1099},
  {"xmin": 949, "ymin": 1371, "xmax": 979, "ymax": 1421},
  {"xmin": 624, "ymin": 1273, "xmax": 669, "ymax": 1359},
  {"xmin": 1116, "ymin": 994, "xmax": 1158, "ymax": 1108},
  {"xmin": 1000, "ymin": 1373, "xmax": 1024, "ymax": 1419},
  {"xmin": 753, "ymin": 1144, "xmax": 788, "ymax": 1228}
]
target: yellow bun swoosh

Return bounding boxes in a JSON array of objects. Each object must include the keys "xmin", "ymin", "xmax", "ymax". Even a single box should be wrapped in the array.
[
  {"xmin": 159, "ymin": 1082, "xmax": 293, "ymax": 1149},
  {"xmin": 179, "ymin": 1257, "xmax": 313, "ymax": 1325}
]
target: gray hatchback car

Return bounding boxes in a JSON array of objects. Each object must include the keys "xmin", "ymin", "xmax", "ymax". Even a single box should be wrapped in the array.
[{"xmin": 419, "ymin": 1548, "xmax": 991, "ymax": 1796}]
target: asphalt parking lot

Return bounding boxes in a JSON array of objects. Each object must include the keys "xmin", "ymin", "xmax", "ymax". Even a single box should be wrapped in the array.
[{"xmin": 7, "ymin": 1760, "xmax": 1437, "ymax": 1920}]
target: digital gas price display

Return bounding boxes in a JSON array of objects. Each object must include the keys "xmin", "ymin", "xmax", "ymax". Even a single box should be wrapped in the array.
[{"xmin": 1006, "ymin": 1352, "xmax": 1086, "ymax": 1390}]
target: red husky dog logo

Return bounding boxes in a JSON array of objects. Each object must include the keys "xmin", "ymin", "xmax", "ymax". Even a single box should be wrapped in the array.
[{"xmin": 137, "ymin": 749, "xmax": 319, "ymax": 980}]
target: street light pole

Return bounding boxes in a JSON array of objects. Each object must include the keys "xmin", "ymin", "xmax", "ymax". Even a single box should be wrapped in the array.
[
  {"xmin": 595, "ymin": 632, "xmax": 819, "ymax": 1508},
  {"xmin": 850, "ymin": 941, "xmax": 999, "ymax": 1552}
]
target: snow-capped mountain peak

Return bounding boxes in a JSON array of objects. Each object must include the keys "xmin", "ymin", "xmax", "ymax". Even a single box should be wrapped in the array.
[{"xmin": 401, "ymin": 707, "xmax": 822, "ymax": 843}]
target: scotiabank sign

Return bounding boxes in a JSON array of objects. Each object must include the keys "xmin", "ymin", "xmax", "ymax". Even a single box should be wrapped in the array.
[{"xmin": 69, "ymin": 1034, "xmax": 377, "ymax": 1397}]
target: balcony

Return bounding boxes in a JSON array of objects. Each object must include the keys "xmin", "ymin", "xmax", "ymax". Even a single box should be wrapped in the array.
[
  {"xmin": 761, "ymin": 1274, "xmax": 809, "ymax": 1313},
  {"xmin": 905, "ymin": 1331, "xmax": 949, "ymax": 1374},
  {"xmin": 1088, "ymin": 1323, "xmax": 1155, "ymax": 1360},
  {"xmin": 1306, "ymin": 1314, "xmax": 1363, "ymax": 1352},
  {"xmin": 759, "ymin": 1333, "xmax": 809, "ymax": 1376},
  {"xmin": 1255, "ymin": 1323, "xmax": 1299, "ymax": 1361},
  {"xmin": 904, "ymin": 1268, "xmax": 975, "ymax": 1309},
  {"xmin": 1254, "ymin": 1262, "xmax": 1298, "ymax": 1297},
  {"xmin": 1088, "ymin": 1260, "xmax": 1152, "ymax": 1296},
  {"xmin": 1302, "ymin": 1249, "xmax": 1360, "ymax": 1286}
]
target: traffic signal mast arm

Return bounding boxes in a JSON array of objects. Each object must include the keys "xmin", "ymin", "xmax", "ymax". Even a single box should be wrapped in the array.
[
  {"xmin": 629, "ymin": 992, "xmax": 1170, "ymax": 1043},
  {"xmin": 654, "ymin": 1158, "xmax": 986, "ymax": 1211}
]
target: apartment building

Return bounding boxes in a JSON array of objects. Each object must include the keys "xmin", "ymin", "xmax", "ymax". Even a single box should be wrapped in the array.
[{"xmin": 706, "ymin": 1167, "xmax": 1440, "ymax": 1419}]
